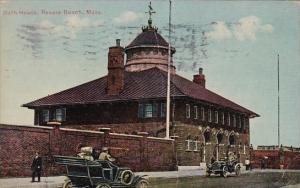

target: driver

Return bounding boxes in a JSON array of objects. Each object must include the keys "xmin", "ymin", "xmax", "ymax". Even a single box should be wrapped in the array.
[{"xmin": 99, "ymin": 147, "xmax": 116, "ymax": 162}]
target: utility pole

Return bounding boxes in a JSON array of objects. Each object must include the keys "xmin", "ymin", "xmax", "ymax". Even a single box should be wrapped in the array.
[{"xmin": 166, "ymin": 0, "xmax": 172, "ymax": 139}]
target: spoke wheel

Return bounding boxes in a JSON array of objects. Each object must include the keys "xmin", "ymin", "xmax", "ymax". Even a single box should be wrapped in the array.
[
  {"xmin": 96, "ymin": 183, "xmax": 111, "ymax": 188},
  {"xmin": 222, "ymin": 166, "xmax": 228, "ymax": 178},
  {"xmin": 135, "ymin": 179, "xmax": 149, "ymax": 188},
  {"xmin": 63, "ymin": 181, "xmax": 72, "ymax": 188},
  {"xmin": 235, "ymin": 167, "xmax": 241, "ymax": 176}
]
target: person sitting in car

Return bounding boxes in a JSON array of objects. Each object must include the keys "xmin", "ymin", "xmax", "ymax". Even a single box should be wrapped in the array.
[{"xmin": 99, "ymin": 147, "xmax": 116, "ymax": 162}]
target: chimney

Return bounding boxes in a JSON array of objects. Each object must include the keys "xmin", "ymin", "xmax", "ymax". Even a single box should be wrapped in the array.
[
  {"xmin": 107, "ymin": 39, "xmax": 124, "ymax": 95},
  {"xmin": 193, "ymin": 68, "xmax": 206, "ymax": 88}
]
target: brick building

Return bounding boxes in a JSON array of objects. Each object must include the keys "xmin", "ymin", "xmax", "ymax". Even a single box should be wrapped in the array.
[{"xmin": 23, "ymin": 18, "xmax": 259, "ymax": 166}]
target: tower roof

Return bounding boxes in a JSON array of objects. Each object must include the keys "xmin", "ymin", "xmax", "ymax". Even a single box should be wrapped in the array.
[{"xmin": 126, "ymin": 29, "xmax": 169, "ymax": 49}]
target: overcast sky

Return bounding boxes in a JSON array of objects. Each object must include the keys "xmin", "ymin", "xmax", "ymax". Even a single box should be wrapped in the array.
[{"xmin": 0, "ymin": 0, "xmax": 299, "ymax": 147}]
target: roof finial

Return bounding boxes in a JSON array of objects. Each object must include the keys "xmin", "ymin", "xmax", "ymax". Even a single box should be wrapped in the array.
[{"xmin": 145, "ymin": 1, "xmax": 156, "ymax": 28}]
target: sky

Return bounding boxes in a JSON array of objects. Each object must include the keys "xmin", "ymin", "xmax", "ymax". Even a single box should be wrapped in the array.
[{"xmin": 0, "ymin": 0, "xmax": 299, "ymax": 148}]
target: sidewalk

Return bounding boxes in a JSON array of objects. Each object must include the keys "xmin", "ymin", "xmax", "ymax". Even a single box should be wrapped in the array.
[{"xmin": 0, "ymin": 169, "xmax": 206, "ymax": 188}]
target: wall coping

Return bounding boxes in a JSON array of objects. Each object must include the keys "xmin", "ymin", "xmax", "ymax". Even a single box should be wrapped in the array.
[
  {"xmin": 0, "ymin": 124, "xmax": 53, "ymax": 130},
  {"xmin": 109, "ymin": 132, "xmax": 143, "ymax": 138},
  {"xmin": 147, "ymin": 136, "xmax": 174, "ymax": 141},
  {"xmin": 60, "ymin": 128, "xmax": 104, "ymax": 134}
]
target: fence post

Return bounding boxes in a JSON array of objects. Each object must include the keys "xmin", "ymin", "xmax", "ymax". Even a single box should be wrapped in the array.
[
  {"xmin": 170, "ymin": 135, "xmax": 179, "ymax": 170},
  {"xmin": 138, "ymin": 132, "xmax": 148, "ymax": 171},
  {"xmin": 48, "ymin": 122, "xmax": 62, "ymax": 155}
]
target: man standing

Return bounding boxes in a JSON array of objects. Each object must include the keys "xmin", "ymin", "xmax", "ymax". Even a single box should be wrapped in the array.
[
  {"xmin": 245, "ymin": 158, "xmax": 250, "ymax": 170},
  {"xmin": 31, "ymin": 152, "xmax": 42, "ymax": 182}
]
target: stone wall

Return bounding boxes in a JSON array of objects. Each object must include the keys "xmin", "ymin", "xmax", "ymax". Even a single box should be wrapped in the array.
[{"xmin": 0, "ymin": 124, "xmax": 175, "ymax": 177}]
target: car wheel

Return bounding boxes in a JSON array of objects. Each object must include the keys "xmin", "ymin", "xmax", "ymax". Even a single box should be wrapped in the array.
[
  {"xmin": 96, "ymin": 183, "xmax": 111, "ymax": 188},
  {"xmin": 63, "ymin": 180, "xmax": 72, "ymax": 188},
  {"xmin": 235, "ymin": 166, "xmax": 241, "ymax": 176},
  {"xmin": 222, "ymin": 166, "xmax": 228, "ymax": 178},
  {"xmin": 135, "ymin": 178, "xmax": 149, "ymax": 188},
  {"xmin": 206, "ymin": 171, "xmax": 211, "ymax": 177}
]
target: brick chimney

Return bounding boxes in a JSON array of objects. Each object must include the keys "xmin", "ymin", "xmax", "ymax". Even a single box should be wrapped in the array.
[
  {"xmin": 107, "ymin": 39, "xmax": 124, "ymax": 95},
  {"xmin": 193, "ymin": 68, "xmax": 206, "ymax": 88}
]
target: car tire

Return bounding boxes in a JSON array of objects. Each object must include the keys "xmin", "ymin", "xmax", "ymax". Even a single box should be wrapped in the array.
[
  {"xmin": 63, "ymin": 180, "xmax": 72, "ymax": 188},
  {"xmin": 135, "ymin": 178, "xmax": 149, "ymax": 188},
  {"xmin": 206, "ymin": 171, "xmax": 211, "ymax": 177},
  {"xmin": 222, "ymin": 166, "xmax": 228, "ymax": 178},
  {"xmin": 235, "ymin": 166, "xmax": 241, "ymax": 176},
  {"xmin": 96, "ymin": 183, "xmax": 111, "ymax": 188}
]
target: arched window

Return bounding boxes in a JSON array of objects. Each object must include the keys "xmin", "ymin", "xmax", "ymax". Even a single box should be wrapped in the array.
[
  {"xmin": 217, "ymin": 133, "xmax": 223, "ymax": 144},
  {"xmin": 204, "ymin": 131, "xmax": 211, "ymax": 143},
  {"xmin": 229, "ymin": 134, "xmax": 235, "ymax": 145}
]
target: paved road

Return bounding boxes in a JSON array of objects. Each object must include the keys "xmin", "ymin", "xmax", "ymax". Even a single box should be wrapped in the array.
[
  {"xmin": 149, "ymin": 171, "xmax": 300, "ymax": 188},
  {"xmin": 1, "ymin": 170, "xmax": 299, "ymax": 188}
]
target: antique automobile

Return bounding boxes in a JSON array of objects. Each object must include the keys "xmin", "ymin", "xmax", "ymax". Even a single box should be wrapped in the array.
[
  {"xmin": 206, "ymin": 159, "xmax": 241, "ymax": 178},
  {"xmin": 53, "ymin": 155, "xmax": 149, "ymax": 188}
]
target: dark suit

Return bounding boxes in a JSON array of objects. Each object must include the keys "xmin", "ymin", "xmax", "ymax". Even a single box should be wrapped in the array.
[{"xmin": 31, "ymin": 156, "xmax": 42, "ymax": 182}]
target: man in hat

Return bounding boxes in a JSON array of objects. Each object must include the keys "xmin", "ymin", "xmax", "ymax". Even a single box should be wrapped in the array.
[
  {"xmin": 31, "ymin": 152, "xmax": 42, "ymax": 182},
  {"xmin": 99, "ymin": 147, "xmax": 115, "ymax": 162}
]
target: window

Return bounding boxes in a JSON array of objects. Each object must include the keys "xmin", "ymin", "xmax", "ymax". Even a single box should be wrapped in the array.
[
  {"xmin": 245, "ymin": 117, "xmax": 249, "ymax": 130},
  {"xmin": 138, "ymin": 103, "xmax": 158, "ymax": 118},
  {"xmin": 42, "ymin": 109, "xmax": 49, "ymax": 122},
  {"xmin": 208, "ymin": 109, "xmax": 212, "ymax": 122},
  {"xmin": 161, "ymin": 103, "xmax": 166, "ymax": 117},
  {"xmin": 144, "ymin": 104, "xmax": 153, "ymax": 118},
  {"xmin": 55, "ymin": 108, "xmax": 66, "ymax": 121},
  {"xmin": 194, "ymin": 138, "xmax": 200, "ymax": 151},
  {"xmin": 228, "ymin": 112, "xmax": 231, "ymax": 126},
  {"xmin": 233, "ymin": 114, "xmax": 236, "ymax": 127},
  {"xmin": 138, "ymin": 104, "xmax": 144, "ymax": 118},
  {"xmin": 214, "ymin": 111, "xmax": 218, "ymax": 123},
  {"xmin": 172, "ymin": 103, "xmax": 175, "ymax": 119},
  {"xmin": 186, "ymin": 104, "xmax": 190, "ymax": 118},
  {"xmin": 194, "ymin": 106, "xmax": 198, "ymax": 119},
  {"xmin": 217, "ymin": 134, "xmax": 223, "ymax": 144},
  {"xmin": 152, "ymin": 103, "xmax": 158, "ymax": 118},
  {"xmin": 185, "ymin": 136, "xmax": 193, "ymax": 151},
  {"xmin": 238, "ymin": 116, "xmax": 242, "ymax": 128},
  {"xmin": 201, "ymin": 107, "xmax": 205, "ymax": 121},
  {"xmin": 204, "ymin": 131, "xmax": 211, "ymax": 143},
  {"xmin": 229, "ymin": 134, "xmax": 235, "ymax": 145},
  {"xmin": 222, "ymin": 112, "xmax": 225, "ymax": 125}
]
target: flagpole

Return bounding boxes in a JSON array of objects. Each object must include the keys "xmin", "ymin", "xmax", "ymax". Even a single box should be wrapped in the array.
[
  {"xmin": 277, "ymin": 54, "xmax": 280, "ymax": 147},
  {"xmin": 166, "ymin": 0, "xmax": 171, "ymax": 139}
]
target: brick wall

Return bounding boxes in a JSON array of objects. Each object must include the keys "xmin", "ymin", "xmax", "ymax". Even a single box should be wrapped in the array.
[
  {"xmin": 62, "ymin": 122, "xmax": 166, "ymax": 137},
  {"xmin": 0, "ymin": 124, "xmax": 175, "ymax": 177},
  {"xmin": 251, "ymin": 150, "xmax": 300, "ymax": 169}
]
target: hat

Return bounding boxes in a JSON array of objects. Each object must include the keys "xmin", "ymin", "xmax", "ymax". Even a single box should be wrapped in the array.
[{"xmin": 102, "ymin": 147, "xmax": 108, "ymax": 151}]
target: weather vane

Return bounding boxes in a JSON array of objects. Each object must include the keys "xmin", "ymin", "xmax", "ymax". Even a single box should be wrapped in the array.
[{"xmin": 146, "ymin": 2, "xmax": 156, "ymax": 19}]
